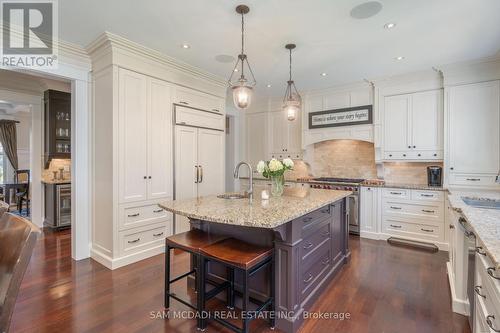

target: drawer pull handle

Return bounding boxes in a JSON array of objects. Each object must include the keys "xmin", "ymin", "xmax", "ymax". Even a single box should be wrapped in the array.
[
  {"xmin": 421, "ymin": 194, "xmax": 434, "ymax": 197},
  {"xmin": 476, "ymin": 246, "xmax": 487, "ymax": 256},
  {"xmin": 303, "ymin": 273, "xmax": 313, "ymax": 283},
  {"xmin": 321, "ymin": 208, "xmax": 330, "ymax": 214},
  {"xmin": 390, "ymin": 206, "xmax": 402, "ymax": 210},
  {"xmin": 128, "ymin": 213, "xmax": 140, "ymax": 217},
  {"xmin": 421, "ymin": 228, "xmax": 434, "ymax": 233},
  {"xmin": 390, "ymin": 192, "xmax": 402, "ymax": 195},
  {"xmin": 153, "ymin": 232, "xmax": 164, "ymax": 237},
  {"xmin": 179, "ymin": 101, "xmax": 189, "ymax": 105},
  {"xmin": 390, "ymin": 224, "xmax": 402, "ymax": 229},
  {"xmin": 322, "ymin": 231, "xmax": 330, "ymax": 237},
  {"xmin": 303, "ymin": 242, "xmax": 313, "ymax": 249},
  {"xmin": 486, "ymin": 315, "xmax": 500, "ymax": 332},
  {"xmin": 128, "ymin": 238, "xmax": 140, "ymax": 244},
  {"xmin": 466, "ymin": 178, "xmax": 481, "ymax": 181},
  {"xmin": 474, "ymin": 285, "xmax": 486, "ymax": 298},
  {"xmin": 487, "ymin": 267, "xmax": 500, "ymax": 280},
  {"xmin": 153, "ymin": 209, "xmax": 164, "ymax": 213},
  {"xmin": 422, "ymin": 209, "xmax": 435, "ymax": 213},
  {"xmin": 449, "ymin": 224, "xmax": 455, "ymax": 229},
  {"xmin": 303, "ymin": 217, "xmax": 313, "ymax": 223},
  {"xmin": 321, "ymin": 258, "xmax": 330, "ymax": 265}
]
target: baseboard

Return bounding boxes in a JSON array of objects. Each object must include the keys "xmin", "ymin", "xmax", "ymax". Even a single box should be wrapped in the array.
[
  {"xmin": 360, "ymin": 230, "xmax": 382, "ymax": 240},
  {"xmin": 447, "ymin": 261, "xmax": 469, "ymax": 315},
  {"xmin": 91, "ymin": 243, "xmax": 165, "ymax": 270}
]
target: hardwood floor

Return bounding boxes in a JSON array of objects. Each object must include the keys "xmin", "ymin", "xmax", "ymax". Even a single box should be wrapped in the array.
[{"xmin": 10, "ymin": 229, "xmax": 470, "ymax": 333}]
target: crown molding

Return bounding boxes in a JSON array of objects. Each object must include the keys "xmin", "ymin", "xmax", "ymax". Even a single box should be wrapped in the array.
[{"xmin": 86, "ymin": 32, "xmax": 226, "ymax": 88}]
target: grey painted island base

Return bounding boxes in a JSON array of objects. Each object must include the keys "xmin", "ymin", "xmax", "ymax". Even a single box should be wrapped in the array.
[{"xmin": 189, "ymin": 198, "xmax": 350, "ymax": 333}]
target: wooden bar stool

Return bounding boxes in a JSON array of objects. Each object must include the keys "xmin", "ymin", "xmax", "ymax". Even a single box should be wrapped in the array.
[
  {"xmin": 199, "ymin": 238, "xmax": 275, "ymax": 333},
  {"xmin": 164, "ymin": 229, "xmax": 228, "ymax": 329}
]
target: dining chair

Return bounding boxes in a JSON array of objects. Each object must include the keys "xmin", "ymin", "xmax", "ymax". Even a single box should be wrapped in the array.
[
  {"xmin": 0, "ymin": 213, "xmax": 40, "ymax": 333},
  {"xmin": 13, "ymin": 170, "xmax": 30, "ymax": 216}
]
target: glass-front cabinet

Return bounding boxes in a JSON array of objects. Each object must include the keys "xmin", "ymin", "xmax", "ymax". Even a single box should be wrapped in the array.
[{"xmin": 44, "ymin": 90, "xmax": 71, "ymax": 166}]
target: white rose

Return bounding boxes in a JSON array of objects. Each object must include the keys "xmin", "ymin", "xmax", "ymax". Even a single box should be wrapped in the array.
[
  {"xmin": 268, "ymin": 159, "xmax": 283, "ymax": 172},
  {"xmin": 256, "ymin": 160, "xmax": 266, "ymax": 173},
  {"xmin": 283, "ymin": 158, "xmax": 294, "ymax": 168}
]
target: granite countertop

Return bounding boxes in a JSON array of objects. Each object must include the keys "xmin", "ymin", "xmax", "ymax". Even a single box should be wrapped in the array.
[
  {"xmin": 360, "ymin": 182, "xmax": 446, "ymax": 191},
  {"xmin": 447, "ymin": 190, "xmax": 500, "ymax": 269},
  {"xmin": 41, "ymin": 179, "xmax": 71, "ymax": 184},
  {"xmin": 159, "ymin": 186, "xmax": 352, "ymax": 229}
]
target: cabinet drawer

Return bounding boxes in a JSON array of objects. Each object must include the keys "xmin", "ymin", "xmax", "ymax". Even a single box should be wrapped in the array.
[
  {"xmin": 301, "ymin": 222, "xmax": 331, "ymax": 260},
  {"xmin": 416, "ymin": 150, "xmax": 443, "ymax": 160},
  {"xmin": 477, "ymin": 251, "xmax": 500, "ymax": 308},
  {"xmin": 382, "ymin": 200, "xmax": 443, "ymax": 223},
  {"xmin": 119, "ymin": 224, "xmax": 169, "ymax": 255},
  {"xmin": 175, "ymin": 87, "xmax": 224, "ymax": 113},
  {"xmin": 384, "ymin": 151, "xmax": 411, "ymax": 160},
  {"xmin": 120, "ymin": 203, "xmax": 172, "ymax": 231},
  {"xmin": 383, "ymin": 219, "xmax": 443, "ymax": 241},
  {"xmin": 411, "ymin": 190, "xmax": 444, "ymax": 202},
  {"xmin": 300, "ymin": 205, "xmax": 332, "ymax": 230},
  {"xmin": 384, "ymin": 151, "xmax": 443, "ymax": 161},
  {"xmin": 382, "ymin": 188, "xmax": 409, "ymax": 199},
  {"xmin": 301, "ymin": 249, "xmax": 331, "ymax": 297},
  {"xmin": 175, "ymin": 106, "xmax": 224, "ymax": 131},
  {"xmin": 449, "ymin": 173, "xmax": 498, "ymax": 186}
]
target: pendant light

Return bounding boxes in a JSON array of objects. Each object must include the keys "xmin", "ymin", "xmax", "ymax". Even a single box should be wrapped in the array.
[
  {"xmin": 228, "ymin": 5, "xmax": 256, "ymax": 110},
  {"xmin": 282, "ymin": 44, "xmax": 301, "ymax": 121}
]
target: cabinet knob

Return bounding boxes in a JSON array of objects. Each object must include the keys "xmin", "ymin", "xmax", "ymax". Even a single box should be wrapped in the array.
[
  {"xmin": 450, "ymin": 167, "xmax": 454, "ymax": 170},
  {"xmin": 143, "ymin": 176, "xmax": 147, "ymax": 179},
  {"xmin": 418, "ymin": 154, "xmax": 421, "ymax": 157},
  {"xmin": 408, "ymin": 145, "xmax": 411, "ymax": 149},
  {"xmin": 403, "ymin": 154, "xmax": 406, "ymax": 157},
  {"xmin": 389, "ymin": 154, "xmax": 393, "ymax": 157},
  {"xmin": 413, "ymin": 145, "xmax": 416, "ymax": 148}
]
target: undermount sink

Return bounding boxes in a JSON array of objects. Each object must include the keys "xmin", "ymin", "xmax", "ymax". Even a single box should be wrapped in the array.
[
  {"xmin": 462, "ymin": 197, "xmax": 500, "ymax": 210},
  {"xmin": 217, "ymin": 192, "xmax": 250, "ymax": 199}
]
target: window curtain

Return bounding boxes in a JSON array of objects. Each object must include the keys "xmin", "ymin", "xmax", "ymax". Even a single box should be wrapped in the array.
[{"xmin": 0, "ymin": 120, "xmax": 18, "ymax": 172}]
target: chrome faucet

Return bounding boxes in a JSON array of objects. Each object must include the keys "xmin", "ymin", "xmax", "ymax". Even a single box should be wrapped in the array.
[{"xmin": 234, "ymin": 161, "xmax": 253, "ymax": 199}]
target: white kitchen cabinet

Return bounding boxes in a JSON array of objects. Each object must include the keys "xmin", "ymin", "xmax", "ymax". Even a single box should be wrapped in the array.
[
  {"xmin": 360, "ymin": 186, "xmax": 379, "ymax": 238},
  {"xmin": 383, "ymin": 89, "xmax": 443, "ymax": 161},
  {"xmin": 447, "ymin": 80, "xmax": 500, "ymax": 187},
  {"xmin": 245, "ymin": 112, "xmax": 268, "ymax": 169},
  {"xmin": 174, "ymin": 85, "xmax": 224, "ymax": 113},
  {"xmin": 118, "ymin": 69, "xmax": 173, "ymax": 204},
  {"xmin": 175, "ymin": 125, "xmax": 225, "ymax": 234},
  {"xmin": 474, "ymin": 246, "xmax": 500, "ymax": 332},
  {"xmin": 269, "ymin": 110, "xmax": 302, "ymax": 159}
]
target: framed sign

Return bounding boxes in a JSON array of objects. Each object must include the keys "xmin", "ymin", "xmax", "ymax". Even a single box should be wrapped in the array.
[{"xmin": 309, "ymin": 105, "xmax": 373, "ymax": 129}]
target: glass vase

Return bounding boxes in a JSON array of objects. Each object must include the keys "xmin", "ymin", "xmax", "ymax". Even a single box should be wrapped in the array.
[{"xmin": 271, "ymin": 174, "xmax": 285, "ymax": 197}]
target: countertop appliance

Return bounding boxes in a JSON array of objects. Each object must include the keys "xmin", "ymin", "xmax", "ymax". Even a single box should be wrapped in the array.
[
  {"xmin": 427, "ymin": 166, "xmax": 442, "ymax": 187},
  {"xmin": 309, "ymin": 177, "xmax": 364, "ymax": 235},
  {"xmin": 44, "ymin": 183, "xmax": 71, "ymax": 229},
  {"xmin": 458, "ymin": 217, "xmax": 476, "ymax": 329}
]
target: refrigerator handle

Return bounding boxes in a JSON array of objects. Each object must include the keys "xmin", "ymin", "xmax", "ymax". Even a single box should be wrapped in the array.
[{"xmin": 194, "ymin": 166, "xmax": 199, "ymax": 183}]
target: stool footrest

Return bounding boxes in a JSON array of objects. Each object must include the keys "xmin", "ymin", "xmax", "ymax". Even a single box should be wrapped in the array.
[
  {"xmin": 205, "ymin": 281, "xmax": 230, "ymax": 301},
  {"xmin": 169, "ymin": 269, "xmax": 196, "ymax": 284},
  {"xmin": 166, "ymin": 292, "xmax": 197, "ymax": 310}
]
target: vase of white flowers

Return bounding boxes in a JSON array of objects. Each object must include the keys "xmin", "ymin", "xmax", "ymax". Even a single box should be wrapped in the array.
[{"xmin": 256, "ymin": 158, "xmax": 294, "ymax": 197}]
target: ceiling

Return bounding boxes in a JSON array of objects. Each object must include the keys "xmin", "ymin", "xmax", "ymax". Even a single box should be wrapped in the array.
[{"xmin": 59, "ymin": 0, "xmax": 500, "ymax": 95}]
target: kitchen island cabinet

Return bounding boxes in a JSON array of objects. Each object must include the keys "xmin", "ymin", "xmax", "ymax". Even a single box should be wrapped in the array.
[{"xmin": 160, "ymin": 187, "xmax": 351, "ymax": 333}]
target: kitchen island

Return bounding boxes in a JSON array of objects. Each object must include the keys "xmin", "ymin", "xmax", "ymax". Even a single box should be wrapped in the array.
[{"xmin": 160, "ymin": 187, "xmax": 352, "ymax": 333}]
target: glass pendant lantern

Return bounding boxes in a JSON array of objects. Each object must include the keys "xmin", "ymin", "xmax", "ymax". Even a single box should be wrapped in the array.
[
  {"xmin": 228, "ymin": 5, "xmax": 256, "ymax": 110},
  {"xmin": 282, "ymin": 44, "xmax": 301, "ymax": 121}
]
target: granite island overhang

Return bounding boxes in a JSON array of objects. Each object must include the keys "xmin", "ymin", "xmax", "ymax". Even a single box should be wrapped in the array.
[{"xmin": 159, "ymin": 187, "xmax": 352, "ymax": 333}]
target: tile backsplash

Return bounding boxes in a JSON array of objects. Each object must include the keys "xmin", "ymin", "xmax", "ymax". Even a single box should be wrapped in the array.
[
  {"xmin": 383, "ymin": 162, "xmax": 443, "ymax": 184},
  {"xmin": 43, "ymin": 159, "xmax": 71, "ymax": 180},
  {"xmin": 310, "ymin": 140, "xmax": 377, "ymax": 179}
]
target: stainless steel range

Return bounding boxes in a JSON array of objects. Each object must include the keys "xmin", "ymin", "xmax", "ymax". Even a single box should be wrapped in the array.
[{"xmin": 309, "ymin": 177, "xmax": 364, "ymax": 235}]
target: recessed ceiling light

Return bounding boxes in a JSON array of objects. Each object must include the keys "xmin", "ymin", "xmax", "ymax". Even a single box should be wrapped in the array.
[
  {"xmin": 181, "ymin": 43, "xmax": 190, "ymax": 49},
  {"xmin": 321, "ymin": 72, "xmax": 327, "ymax": 77},
  {"xmin": 350, "ymin": 1, "xmax": 383, "ymax": 19},
  {"xmin": 266, "ymin": 84, "xmax": 272, "ymax": 88},
  {"xmin": 395, "ymin": 56, "xmax": 405, "ymax": 61},
  {"xmin": 384, "ymin": 22, "xmax": 396, "ymax": 29}
]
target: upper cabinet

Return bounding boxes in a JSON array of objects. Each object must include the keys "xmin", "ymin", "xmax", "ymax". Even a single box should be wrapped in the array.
[
  {"xmin": 118, "ymin": 68, "xmax": 173, "ymax": 203},
  {"xmin": 446, "ymin": 80, "xmax": 500, "ymax": 187},
  {"xmin": 174, "ymin": 86, "xmax": 225, "ymax": 113},
  {"xmin": 269, "ymin": 110, "xmax": 302, "ymax": 159},
  {"xmin": 383, "ymin": 89, "xmax": 443, "ymax": 161},
  {"xmin": 43, "ymin": 90, "xmax": 71, "ymax": 165}
]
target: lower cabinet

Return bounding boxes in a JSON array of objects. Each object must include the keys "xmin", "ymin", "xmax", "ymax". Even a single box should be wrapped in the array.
[
  {"xmin": 359, "ymin": 186, "xmax": 447, "ymax": 249},
  {"xmin": 474, "ymin": 247, "xmax": 500, "ymax": 332}
]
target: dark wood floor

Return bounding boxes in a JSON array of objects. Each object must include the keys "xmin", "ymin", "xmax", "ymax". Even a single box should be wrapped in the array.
[{"xmin": 10, "ymin": 229, "xmax": 470, "ymax": 333}]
